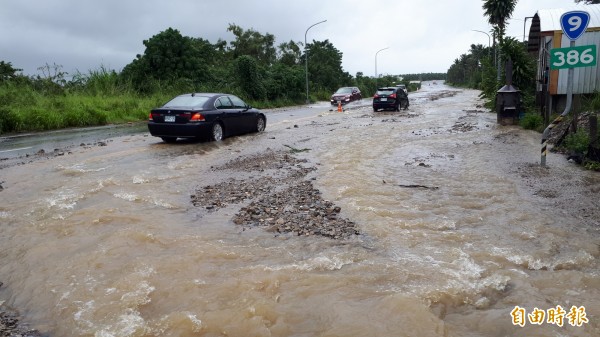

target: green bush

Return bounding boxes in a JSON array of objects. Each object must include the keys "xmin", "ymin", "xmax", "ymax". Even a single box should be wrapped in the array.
[
  {"xmin": 0, "ymin": 107, "xmax": 24, "ymax": 134},
  {"xmin": 519, "ymin": 112, "xmax": 544, "ymax": 131},
  {"xmin": 564, "ymin": 130, "xmax": 589, "ymax": 154},
  {"xmin": 582, "ymin": 91, "xmax": 600, "ymax": 112},
  {"xmin": 584, "ymin": 160, "xmax": 600, "ymax": 171}
]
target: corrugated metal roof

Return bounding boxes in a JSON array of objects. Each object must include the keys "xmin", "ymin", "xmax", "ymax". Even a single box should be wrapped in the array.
[
  {"xmin": 528, "ymin": 4, "xmax": 600, "ymax": 52},
  {"xmin": 536, "ymin": 4, "xmax": 600, "ymax": 32}
]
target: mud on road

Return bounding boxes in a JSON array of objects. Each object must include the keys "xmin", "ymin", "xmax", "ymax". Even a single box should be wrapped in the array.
[{"xmin": 1, "ymin": 85, "xmax": 599, "ymax": 336}]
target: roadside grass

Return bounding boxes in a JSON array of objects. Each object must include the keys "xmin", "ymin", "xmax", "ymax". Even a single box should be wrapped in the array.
[{"xmin": 0, "ymin": 82, "xmax": 171, "ymax": 134}]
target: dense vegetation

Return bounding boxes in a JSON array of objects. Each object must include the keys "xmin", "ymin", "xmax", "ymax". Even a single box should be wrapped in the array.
[
  {"xmin": 447, "ymin": 0, "xmax": 600, "ymax": 168},
  {"xmin": 0, "ymin": 25, "xmax": 444, "ymax": 135}
]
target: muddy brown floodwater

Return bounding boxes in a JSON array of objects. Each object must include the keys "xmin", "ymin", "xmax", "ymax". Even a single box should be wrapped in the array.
[{"xmin": 1, "ymin": 82, "xmax": 599, "ymax": 337}]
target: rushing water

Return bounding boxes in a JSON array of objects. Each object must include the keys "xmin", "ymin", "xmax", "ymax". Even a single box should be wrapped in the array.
[{"xmin": 0, "ymin": 82, "xmax": 598, "ymax": 337}]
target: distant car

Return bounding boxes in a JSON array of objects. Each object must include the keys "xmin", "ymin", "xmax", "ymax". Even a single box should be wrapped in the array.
[
  {"xmin": 395, "ymin": 84, "xmax": 408, "ymax": 94},
  {"xmin": 373, "ymin": 87, "xmax": 409, "ymax": 112},
  {"xmin": 330, "ymin": 87, "xmax": 362, "ymax": 105},
  {"xmin": 148, "ymin": 93, "xmax": 266, "ymax": 143}
]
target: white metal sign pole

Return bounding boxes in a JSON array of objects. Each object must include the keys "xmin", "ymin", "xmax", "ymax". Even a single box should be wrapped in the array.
[
  {"xmin": 541, "ymin": 11, "xmax": 590, "ymax": 166},
  {"xmin": 541, "ymin": 41, "xmax": 574, "ymax": 167}
]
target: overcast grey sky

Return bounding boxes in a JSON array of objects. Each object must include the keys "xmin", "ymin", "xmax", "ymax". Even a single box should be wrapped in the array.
[{"xmin": 0, "ymin": 0, "xmax": 585, "ymax": 78}]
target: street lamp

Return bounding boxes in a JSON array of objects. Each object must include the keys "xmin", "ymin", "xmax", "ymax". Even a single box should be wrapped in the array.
[
  {"xmin": 472, "ymin": 30, "xmax": 490, "ymax": 49},
  {"xmin": 305, "ymin": 19, "xmax": 327, "ymax": 104},
  {"xmin": 375, "ymin": 47, "xmax": 389, "ymax": 89},
  {"xmin": 472, "ymin": 30, "xmax": 491, "ymax": 57}
]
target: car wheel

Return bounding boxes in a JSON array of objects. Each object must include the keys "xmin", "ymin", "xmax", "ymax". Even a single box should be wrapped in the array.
[
  {"xmin": 211, "ymin": 122, "xmax": 223, "ymax": 141},
  {"xmin": 373, "ymin": 107, "xmax": 377, "ymax": 112},
  {"xmin": 161, "ymin": 137, "xmax": 177, "ymax": 143},
  {"xmin": 255, "ymin": 116, "xmax": 266, "ymax": 133}
]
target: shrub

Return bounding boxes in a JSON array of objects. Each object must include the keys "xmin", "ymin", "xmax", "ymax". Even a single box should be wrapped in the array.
[
  {"xmin": 564, "ymin": 130, "xmax": 589, "ymax": 154},
  {"xmin": 584, "ymin": 160, "xmax": 600, "ymax": 171},
  {"xmin": 520, "ymin": 112, "xmax": 544, "ymax": 131},
  {"xmin": 582, "ymin": 91, "xmax": 600, "ymax": 112},
  {"xmin": 0, "ymin": 107, "xmax": 24, "ymax": 134}
]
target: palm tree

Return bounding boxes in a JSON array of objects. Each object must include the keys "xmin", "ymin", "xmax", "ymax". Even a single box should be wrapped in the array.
[
  {"xmin": 482, "ymin": 0, "xmax": 517, "ymax": 44},
  {"xmin": 482, "ymin": 0, "xmax": 517, "ymax": 83}
]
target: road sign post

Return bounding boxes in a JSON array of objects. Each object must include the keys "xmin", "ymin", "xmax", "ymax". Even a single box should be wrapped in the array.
[{"xmin": 541, "ymin": 10, "xmax": 592, "ymax": 166}]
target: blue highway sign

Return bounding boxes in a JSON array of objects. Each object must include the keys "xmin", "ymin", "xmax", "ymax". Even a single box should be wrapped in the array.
[{"xmin": 560, "ymin": 11, "xmax": 590, "ymax": 41}]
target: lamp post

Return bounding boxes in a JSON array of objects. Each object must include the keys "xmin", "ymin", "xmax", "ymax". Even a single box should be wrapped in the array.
[
  {"xmin": 375, "ymin": 47, "xmax": 389, "ymax": 89},
  {"xmin": 472, "ymin": 30, "xmax": 491, "ymax": 57},
  {"xmin": 473, "ymin": 29, "xmax": 497, "ymax": 81},
  {"xmin": 305, "ymin": 19, "xmax": 327, "ymax": 104}
]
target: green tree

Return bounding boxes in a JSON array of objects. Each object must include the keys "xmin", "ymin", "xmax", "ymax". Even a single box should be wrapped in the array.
[
  {"xmin": 500, "ymin": 37, "xmax": 536, "ymax": 108},
  {"xmin": 227, "ymin": 24, "xmax": 276, "ymax": 66},
  {"xmin": 0, "ymin": 61, "xmax": 22, "ymax": 82},
  {"xmin": 446, "ymin": 45, "xmax": 488, "ymax": 88},
  {"xmin": 481, "ymin": 0, "xmax": 518, "ymax": 105},
  {"xmin": 278, "ymin": 40, "xmax": 302, "ymax": 67},
  {"xmin": 121, "ymin": 28, "xmax": 215, "ymax": 91},
  {"xmin": 234, "ymin": 55, "xmax": 266, "ymax": 100},
  {"xmin": 482, "ymin": 0, "xmax": 517, "ymax": 43},
  {"xmin": 264, "ymin": 63, "xmax": 305, "ymax": 101},
  {"xmin": 304, "ymin": 39, "xmax": 349, "ymax": 93}
]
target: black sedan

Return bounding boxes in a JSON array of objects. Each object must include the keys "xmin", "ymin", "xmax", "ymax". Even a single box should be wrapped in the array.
[{"xmin": 148, "ymin": 93, "xmax": 266, "ymax": 143}]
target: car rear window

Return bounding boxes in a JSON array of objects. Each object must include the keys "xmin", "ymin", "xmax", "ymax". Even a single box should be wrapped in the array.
[
  {"xmin": 376, "ymin": 89, "xmax": 395, "ymax": 95},
  {"xmin": 163, "ymin": 96, "xmax": 210, "ymax": 108}
]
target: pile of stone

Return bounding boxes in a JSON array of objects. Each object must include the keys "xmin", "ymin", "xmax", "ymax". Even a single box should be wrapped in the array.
[
  {"xmin": 233, "ymin": 180, "xmax": 359, "ymax": 239},
  {"xmin": 191, "ymin": 150, "xmax": 360, "ymax": 239}
]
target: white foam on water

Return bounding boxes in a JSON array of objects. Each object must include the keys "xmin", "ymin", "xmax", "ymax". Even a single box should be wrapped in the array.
[
  {"xmin": 132, "ymin": 175, "xmax": 149, "ymax": 184},
  {"xmin": 120, "ymin": 281, "xmax": 155, "ymax": 307},
  {"xmin": 46, "ymin": 189, "xmax": 78, "ymax": 210},
  {"xmin": 94, "ymin": 309, "xmax": 148, "ymax": 337},
  {"xmin": 113, "ymin": 192, "xmax": 140, "ymax": 202},
  {"xmin": 186, "ymin": 313, "xmax": 203, "ymax": 332},
  {"xmin": 427, "ymin": 218, "xmax": 456, "ymax": 230},
  {"xmin": 149, "ymin": 198, "xmax": 176, "ymax": 209},
  {"xmin": 57, "ymin": 163, "xmax": 108, "ymax": 175},
  {"xmin": 491, "ymin": 246, "xmax": 594, "ymax": 271},
  {"xmin": 262, "ymin": 254, "xmax": 354, "ymax": 272}
]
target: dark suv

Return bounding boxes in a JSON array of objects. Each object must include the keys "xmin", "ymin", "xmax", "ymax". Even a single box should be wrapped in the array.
[
  {"xmin": 373, "ymin": 87, "xmax": 409, "ymax": 112},
  {"xmin": 330, "ymin": 87, "xmax": 362, "ymax": 105}
]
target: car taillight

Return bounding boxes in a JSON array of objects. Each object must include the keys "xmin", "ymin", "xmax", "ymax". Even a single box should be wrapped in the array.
[
  {"xmin": 389, "ymin": 93, "xmax": 397, "ymax": 99},
  {"xmin": 373, "ymin": 94, "xmax": 379, "ymax": 98},
  {"xmin": 190, "ymin": 113, "xmax": 205, "ymax": 121},
  {"xmin": 149, "ymin": 112, "xmax": 154, "ymax": 121}
]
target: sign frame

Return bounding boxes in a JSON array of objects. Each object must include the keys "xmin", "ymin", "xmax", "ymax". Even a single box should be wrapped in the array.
[{"xmin": 560, "ymin": 11, "xmax": 590, "ymax": 41}]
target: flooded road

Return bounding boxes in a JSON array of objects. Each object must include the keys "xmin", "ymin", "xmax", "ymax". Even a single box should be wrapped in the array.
[{"xmin": 1, "ymin": 82, "xmax": 599, "ymax": 336}]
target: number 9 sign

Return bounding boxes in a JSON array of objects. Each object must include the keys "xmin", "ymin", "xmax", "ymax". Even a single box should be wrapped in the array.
[{"xmin": 560, "ymin": 11, "xmax": 590, "ymax": 41}]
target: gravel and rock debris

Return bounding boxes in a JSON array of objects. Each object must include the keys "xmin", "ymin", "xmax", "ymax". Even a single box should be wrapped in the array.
[
  {"xmin": 233, "ymin": 180, "xmax": 360, "ymax": 239},
  {"xmin": 190, "ymin": 150, "xmax": 360, "ymax": 239},
  {"xmin": 0, "ymin": 311, "xmax": 41, "ymax": 337}
]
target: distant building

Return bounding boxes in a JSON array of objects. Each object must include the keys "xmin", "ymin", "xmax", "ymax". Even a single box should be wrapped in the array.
[{"xmin": 527, "ymin": 4, "xmax": 600, "ymax": 114}]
